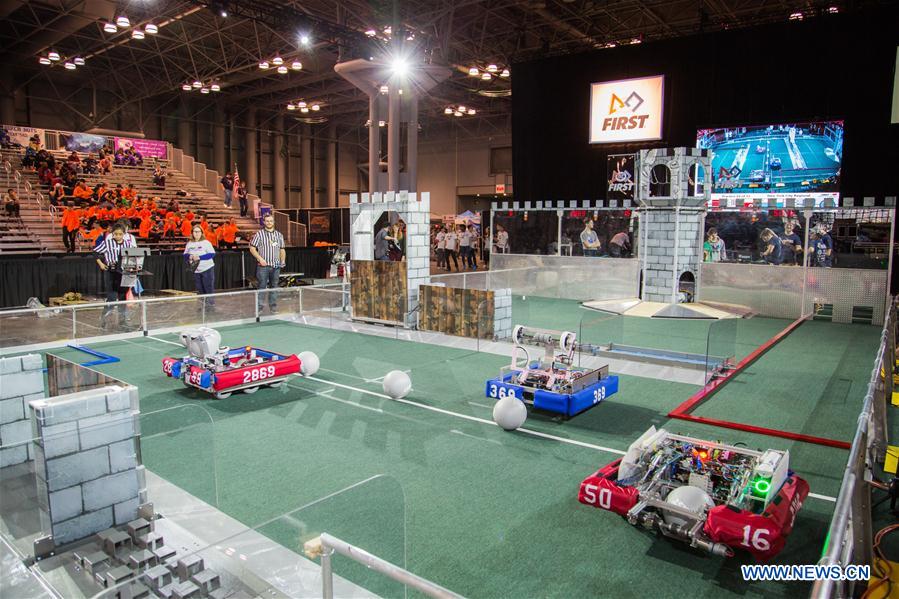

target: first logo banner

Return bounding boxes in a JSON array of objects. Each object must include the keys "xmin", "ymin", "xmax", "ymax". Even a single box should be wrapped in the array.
[{"xmin": 589, "ymin": 75, "xmax": 664, "ymax": 144}]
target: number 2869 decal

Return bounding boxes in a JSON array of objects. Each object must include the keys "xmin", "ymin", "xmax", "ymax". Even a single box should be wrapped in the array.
[{"xmin": 243, "ymin": 365, "xmax": 277, "ymax": 383}]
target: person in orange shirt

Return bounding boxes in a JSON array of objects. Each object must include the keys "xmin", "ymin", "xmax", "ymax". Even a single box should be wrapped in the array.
[
  {"xmin": 138, "ymin": 206, "xmax": 152, "ymax": 220},
  {"xmin": 163, "ymin": 212, "xmax": 179, "ymax": 238},
  {"xmin": 61, "ymin": 203, "xmax": 82, "ymax": 253},
  {"xmin": 220, "ymin": 218, "xmax": 239, "ymax": 250},
  {"xmin": 138, "ymin": 215, "xmax": 152, "ymax": 239},
  {"xmin": 180, "ymin": 213, "xmax": 193, "ymax": 238},
  {"xmin": 184, "ymin": 210, "xmax": 195, "ymax": 222},
  {"xmin": 80, "ymin": 221, "xmax": 104, "ymax": 247},
  {"xmin": 72, "ymin": 179, "xmax": 93, "ymax": 202},
  {"xmin": 122, "ymin": 184, "xmax": 137, "ymax": 203},
  {"xmin": 205, "ymin": 224, "xmax": 218, "ymax": 247}
]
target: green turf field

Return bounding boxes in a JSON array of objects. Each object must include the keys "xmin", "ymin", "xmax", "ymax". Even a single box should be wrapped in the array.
[{"xmin": 33, "ymin": 305, "xmax": 884, "ymax": 598}]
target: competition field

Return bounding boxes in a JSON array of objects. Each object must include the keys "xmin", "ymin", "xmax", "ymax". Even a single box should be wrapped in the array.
[
  {"xmin": 703, "ymin": 130, "xmax": 841, "ymax": 194},
  {"xmin": 19, "ymin": 301, "xmax": 886, "ymax": 599}
]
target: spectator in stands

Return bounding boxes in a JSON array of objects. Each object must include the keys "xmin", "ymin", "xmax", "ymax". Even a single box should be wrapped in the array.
[
  {"xmin": 163, "ymin": 211, "xmax": 179, "ymax": 238},
  {"xmin": 22, "ymin": 137, "xmax": 41, "ymax": 169},
  {"xmin": 444, "ymin": 225, "xmax": 459, "ymax": 271},
  {"xmin": 467, "ymin": 224, "xmax": 479, "ymax": 268},
  {"xmin": 166, "ymin": 198, "xmax": 180, "ymax": 214},
  {"xmin": 0, "ymin": 128, "xmax": 12, "ymax": 148},
  {"xmin": 49, "ymin": 182, "xmax": 65, "ymax": 206},
  {"xmin": 220, "ymin": 172, "xmax": 234, "ymax": 208},
  {"xmin": 153, "ymin": 165, "xmax": 167, "ymax": 189},
  {"xmin": 434, "ymin": 225, "xmax": 447, "ymax": 269},
  {"xmin": 66, "ymin": 151, "xmax": 82, "ymax": 172},
  {"xmin": 185, "ymin": 224, "xmax": 216, "ymax": 306},
  {"xmin": 95, "ymin": 222, "xmax": 137, "ymax": 329},
  {"xmin": 83, "ymin": 153, "xmax": 98, "ymax": 175},
  {"xmin": 180, "ymin": 212, "xmax": 193, "ymax": 238},
  {"xmin": 99, "ymin": 153, "xmax": 112, "ymax": 174},
  {"xmin": 80, "ymin": 220, "xmax": 104, "ymax": 247},
  {"xmin": 122, "ymin": 184, "xmax": 137, "ymax": 204},
  {"xmin": 4, "ymin": 189, "xmax": 20, "ymax": 219},
  {"xmin": 219, "ymin": 218, "xmax": 239, "ymax": 250},
  {"xmin": 114, "ymin": 148, "xmax": 126, "ymax": 165},
  {"xmin": 73, "ymin": 179, "xmax": 93, "ymax": 202},
  {"xmin": 249, "ymin": 213, "xmax": 286, "ymax": 313},
  {"xmin": 458, "ymin": 224, "xmax": 471, "ymax": 268},
  {"xmin": 61, "ymin": 202, "xmax": 81, "ymax": 253},
  {"xmin": 237, "ymin": 181, "xmax": 248, "ymax": 216}
]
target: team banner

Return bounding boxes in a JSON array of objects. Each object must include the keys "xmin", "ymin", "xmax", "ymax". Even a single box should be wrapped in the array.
[
  {"xmin": 606, "ymin": 154, "xmax": 636, "ymax": 200},
  {"xmin": 114, "ymin": 136, "xmax": 168, "ymax": 159},
  {"xmin": 589, "ymin": 75, "xmax": 664, "ymax": 144},
  {"xmin": 0, "ymin": 125, "xmax": 45, "ymax": 147},
  {"xmin": 308, "ymin": 210, "xmax": 331, "ymax": 233},
  {"xmin": 64, "ymin": 132, "xmax": 106, "ymax": 152}
]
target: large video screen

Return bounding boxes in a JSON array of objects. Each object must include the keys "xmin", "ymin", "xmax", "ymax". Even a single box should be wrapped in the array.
[{"xmin": 697, "ymin": 121, "xmax": 843, "ymax": 202}]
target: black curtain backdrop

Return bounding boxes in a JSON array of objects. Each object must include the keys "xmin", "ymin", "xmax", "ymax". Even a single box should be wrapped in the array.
[
  {"xmin": 512, "ymin": 5, "xmax": 899, "ymax": 204},
  {"xmin": 0, "ymin": 248, "xmax": 331, "ymax": 307}
]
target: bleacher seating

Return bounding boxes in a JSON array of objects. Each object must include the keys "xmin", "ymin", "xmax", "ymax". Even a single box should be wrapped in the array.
[{"xmin": 0, "ymin": 146, "xmax": 260, "ymax": 255}]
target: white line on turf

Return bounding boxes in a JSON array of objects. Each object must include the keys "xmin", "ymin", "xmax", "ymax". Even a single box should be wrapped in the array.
[
  {"xmin": 147, "ymin": 335, "xmax": 182, "ymax": 347},
  {"xmin": 301, "ymin": 374, "xmax": 627, "ymax": 455},
  {"xmin": 142, "ymin": 336, "xmax": 840, "ymax": 504},
  {"xmin": 467, "ymin": 401, "xmax": 494, "ymax": 410},
  {"xmin": 451, "ymin": 429, "xmax": 504, "ymax": 446},
  {"xmin": 364, "ymin": 369, "xmax": 411, "ymax": 383}
]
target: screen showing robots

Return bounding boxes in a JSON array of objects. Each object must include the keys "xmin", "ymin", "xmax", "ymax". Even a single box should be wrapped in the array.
[{"xmin": 696, "ymin": 121, "xmax": 843, "ymax": 203}]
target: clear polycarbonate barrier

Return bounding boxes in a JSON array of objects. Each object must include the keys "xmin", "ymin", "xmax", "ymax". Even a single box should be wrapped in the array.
[
  {"xmin": 810, "ymin": 208, "xmax": 891, "ymax": 270},
  {"xmin": 560, "ymin": 210, "xmax": 636, "ymax": 257},
  {"xmin": 91, "ymin": 475, "xmax": 406, "ymax": 599},
  {"xmin": 576, "ymin": 310, "xmax": 624, "ymax": 367},
  {"xmin": 704, "ymin": 317, "xmax": 738, "ymax": 383},
  {"xmin": 492, "ymin": 211, "xmax": 559, "ymax": 255}
]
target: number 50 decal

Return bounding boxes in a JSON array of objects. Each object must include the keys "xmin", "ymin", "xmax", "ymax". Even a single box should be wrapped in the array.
[
  {"xmin": 583, "ymin": 484, "xmax": 613, "ymax": 509},
  {"xmin": 741, "ymin": 525, "xmax": 772, "ymax": 551}
]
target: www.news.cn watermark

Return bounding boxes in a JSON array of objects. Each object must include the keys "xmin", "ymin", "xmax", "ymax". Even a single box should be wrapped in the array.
[{"xmin": 741, "ymin": 564, "xmax": 870, "ymax": 581}]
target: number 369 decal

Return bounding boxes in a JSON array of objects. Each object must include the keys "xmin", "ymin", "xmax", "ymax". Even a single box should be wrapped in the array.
[
  {"xmin": 488, "ymin": 384, "xmax": 517, "ymax": 400},
  {"xmin": 243, "ymin": 365, "xmax": 276, "ymax": 383}
]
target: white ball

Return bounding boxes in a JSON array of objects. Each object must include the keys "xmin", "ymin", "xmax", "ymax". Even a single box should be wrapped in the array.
[
  {"xmin": 382, "ymin": 370, "xmax": 412, "ymax": 399},
  {"xmin": 662, "ymin": 485, "xmax": 715, "ymax": 527},
  {"xmin": 493, "ymin": 395, "xmax": 527, "ymax": 431},
  {"xmin": 298, "ymin": 352, "xmax": 320, "ymax": 376}
]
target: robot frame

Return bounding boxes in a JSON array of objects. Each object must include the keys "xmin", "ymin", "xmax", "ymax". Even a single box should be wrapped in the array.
[
  {"xmin": 578, "ymin": 426, "xmax": 809, "ymax": 560},
  {"xmin": 487, "ymin": 325, "xmax": 619, "ymax": 420},
  {"xmin": 162, "ymin": 327, "xmax": 314, "ymax": 399}
]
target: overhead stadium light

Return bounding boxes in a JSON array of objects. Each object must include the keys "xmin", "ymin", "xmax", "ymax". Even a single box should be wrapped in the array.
[
  {"xmin": 467, "ymin": 108, "xmax": 476, "ymax": 115},
  {"xmin": 486, "ymin": 64, "xmax": 497, "ymax": 73},
  {"xmin": 297, "ymin": 101, "xmax": 307, "ymax": 108},
  {"xmin": 277, "ymin": 65, "xmax": 288, "ymax": 74},
  {"xmin": 827, "ymin": 6, "xmax": 839, "ymax": 13},
  {"xmin": 500, "ymin": 68, "xmax": 510, "ymax": 78},
  {"xmin": 364, "ymin": 29, "xmax": 376, "ymax": 37},
  {"xmin": 468, "ymin": 67, "xmax": 479, "ymax": 76},
  {"xmin": 73, "ymin": 56, "xmax": 85, "ymax": 65},
  {"xmin": 132, "ymin": 29, "xmax": 145, "ymax": 39},
  {"xmin": 391, "ymin": 56, "xmax": 408, "ymax": 77},
  {"xmin": 789, "ymin": 11, "xmax": 803, "ymax": 20},
  {"xmin": 453, "ymin": 111, "xmax": 462, "ymax": 117},
  {"xmin": 481, "ymin": 72, "xmax": 491, "ymax": 80},
  {"xmin": 144, "ymin": 23, "xmax": 158, "ymax": 34},
  {"xmin": 116, "ymin": 15, "xmax": 130, "ymax": 28},
  {"xmin": 301, "ymin": 107, "xmax": 309, "ymax": 113},
  {"xmin": 210, "ymin": 83, "xmax": 221, "ymax": 91},
  {"xmin": 291, "ymin": 60, "xmax": 302, "ymax": 70},
  {"xmin": 39, "ymin": 56, "xmax": 51, "ymax": 65},
  {"xmin": 103, "ymin": 21, "xmax": 118, "ymax": 33},
  {"xmin": 192, "ymin": 80, "xmax": 202, "ymax": 88},
  {"xmin": 287, "ymin": 103, "xmax": 296, "ymax": 110},
  {"xmin": 311, "ymin": 104, "xmax": 320, "ymax": 111},
  {"xmin": 272, "ymin": 56, "xmax": 283, "ymax": 65},
  {"xmin": 299, "ymin": 34, "xmax": 310, "ymax": 46},
  {"xmin": 379, "ymin": 84, "xmax": 389, "ymax": 94},
  {"xmin": 258, "ymin": 60, "xmax": 270, "ymax": 70},
  {"xmin": 48, "ymin": 50, "xmax": 60, "ymax": 61},
  {"xmin": 182, "ymin": 83, "xmax": 192, "ymax": 91},
  {"xmin": 200, "ymin": 87, "xmax": 210, "ymax": 94},
  {"xmin": 64, "ymin": 61, "xmax": 76, "ymax": 70},
  {"xmin": 444, "ymin": 107, "xmax": 453, "ymax": 114}
]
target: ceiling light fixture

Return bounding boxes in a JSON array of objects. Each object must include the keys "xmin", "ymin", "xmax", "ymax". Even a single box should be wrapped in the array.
[
  {"xmin": 39, "ymin": 56, "xmax": 51, "ymax": 65},
  {"xmin": 378, "ymin": 120, "xmax": 385, "ymax": 127},
  {"xmin": 48, "ymin": 50, "xmax": 60, "ymax": 61},
  {"xmin": 379, "ymin": 84, "xmax": 389, "ymax": 94},
  {"xmin": 298, "ymin": 101, "xmax": 307, "ymax": 108},
  {"xmin": 467, "ymin": 108, "xmax": 476, "ymax": 115},
  {"xmin": 144, "ymin": 23, "xmax": 158, "ymax": 34},
  {"xmin": 481, "ymin": 72, "xmax": 492, "ymax": 80},
  {"xmin": 301, "ymin": 107, "xmax": 309, "ymax": 113},
  {"xmin": 182, "ymin": 83, "xmax": 192, "ymax": 91},
  {"xmin": 132, "ymin": 29, "xmax": 145, "ymax": 39},
  {"xmin": 192, "ymin": 80, "xmax": 202, "ymax": 88},
  {"xmin": 453, "ymin": 111, "xmax": 462, "ymax": 117},
  {"xmin": 365, "ymin": 29, "xmax": 376, "ymax": 37},
  {"xmin": 272, "ymin": 56, "xmax": 283, "ymax": 65},
  {"xmin": 291, "ymin": 60, "xmax": 302, "ymax": 70},
  {"xmin": 444, "ymin": 107, "xmax": 453, "ymax": 114},
  {"xmin": 287, "ymin": 103, "xmax": 296, "ymax": 110},
  {"xmin": 64, "ymin": 61, "xmax": 76, "ymax": 70},
  {"xmin": 277, "ymin": 65, "xmax": 288, "ymax": 74},
  {"xmin": 103, "ymin": 21, "xmax": 118, "ymax": 33},
  {"xmin": 789, "ymin": 11, "xmax": 803, "ymax": 20},
  {"xmin": 311, "ymin": 104, "xmax": 320, "ymax": 111},
  {"xmin": 486, "ymin": 64, "xmax": 497, "ymax": 73},
  {"xmin": 827, "ymin": 6, "xmax": 839, "ymax": 13},
  {"xmin": 259, "ymin": 60, "xmax": 270, "ymax": 69},
  {"xmin": 210, "ymin": 83, "xmax": 221, "ymax": 91},
  {"xmin": 468, "ymin": 67, "xmax": 479, "ymax": 77},
  {"xmin": 73, "ymin": 56, "xmax": 85, "ymax": 65},
  {"xmin": 299, "ymin": 34, "xmax": 310, "ymax": 46},
  {"xmin": 458, "ymin": 105, "xmax": 466, "ymax": 112},
  {"xmin": 116, "ymin": 15, "xmax": 130, "ymax": 28},
  {"xmin": 500, "ymin": 68, "xmax": 510, "ymax": 78},
  {"xmin": 200, "ymin": 87, "xmax": 210, "ymax": 94}
]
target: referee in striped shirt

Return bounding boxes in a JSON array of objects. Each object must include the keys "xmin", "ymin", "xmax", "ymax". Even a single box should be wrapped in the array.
[
  {"xmin": 249, "ymin": 213, "xmax": 286, "ymax": 313},
  {"xmin": 95, "ymin": 222, "xmax": 136, "ymax": 328}
]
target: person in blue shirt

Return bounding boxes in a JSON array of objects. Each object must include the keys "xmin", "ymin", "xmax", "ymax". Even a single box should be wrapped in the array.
[
  {"xmin": 808, "ymin": 228, "xmax": 834, "ymax": 267},
  {"xmin": 580, "ymin": 219, "xmax": 601, "ymax": 256},
  {"xmin": 780, "ymin": 223, "xmax": 803, "ymax": 265},
  {"xmin": 760, "ymin": 228, "xmax": 783, "ymax": 265}
]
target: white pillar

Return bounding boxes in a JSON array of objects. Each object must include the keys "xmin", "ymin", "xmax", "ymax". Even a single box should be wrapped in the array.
[
  {"xmin": 244, "ymin": 109, "xmax": 258, "ymax": 195},
  {"xmin": 272, "ymin": 115, "xmax": 286, "ymax": 209},
  {"xmin": 387, "ymin": 86, "xmax": 400, "ymax": 191}
]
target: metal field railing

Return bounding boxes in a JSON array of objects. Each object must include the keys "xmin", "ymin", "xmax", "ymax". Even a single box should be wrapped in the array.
[{"xmin": 811, "ymin": 298, "xmax": 894, "ymax": 598}]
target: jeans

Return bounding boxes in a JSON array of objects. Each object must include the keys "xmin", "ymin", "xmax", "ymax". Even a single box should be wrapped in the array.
[
  {"xmin": 239, "ymin": 196, "xmax": 247, "ymax": 216},
  {"xmin": 194, "ymin": 268, "xmax": 216, "ymax": 307},
  {"xmin": 256, "ymin": 265, "xmax": 281, "ymax": 312},
  {"xmin": 102, "ymin": 270, "xmax": 131, "ymax": 326},
  {"xmin": 223, "ymin": 188, "xmax": 232, "ymax": 207},
  {"xmin": 584, "ymin": 249, "xmax": 599, "ymax": 257}
]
